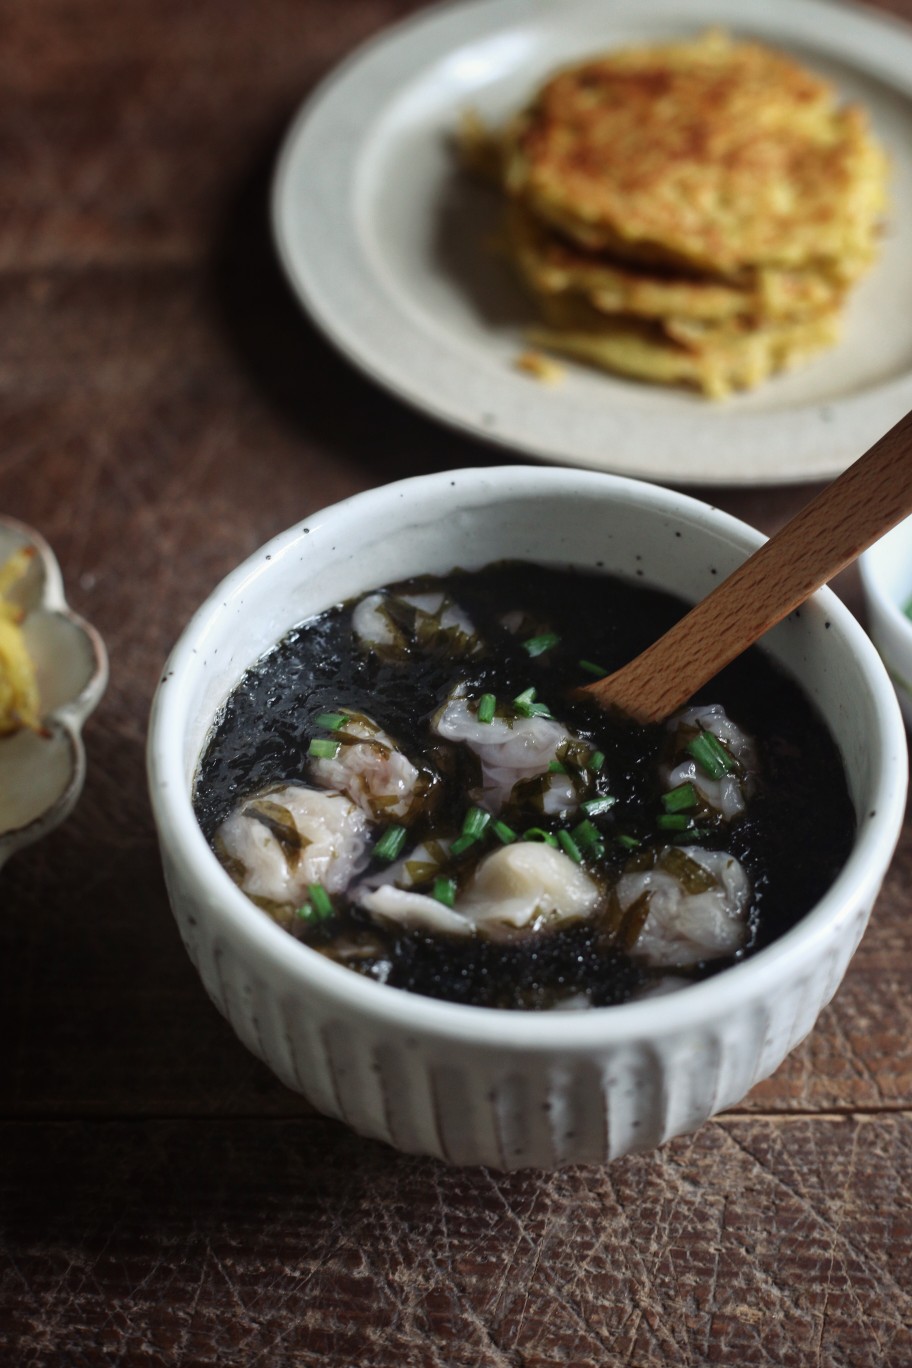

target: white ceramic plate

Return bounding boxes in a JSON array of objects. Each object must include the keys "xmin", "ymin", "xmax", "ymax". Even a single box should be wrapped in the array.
[
  {"xmin": 272, "ymin": 0, "xmax": 912, "ymax": 486},
  {"xmin": 0, "ymin": 517, "xmax": 107, "ymax": 871}
]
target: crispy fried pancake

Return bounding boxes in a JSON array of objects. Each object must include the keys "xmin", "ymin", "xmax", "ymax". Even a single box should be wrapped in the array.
[
  {"xmin": 528, "ymin": 294, "xmax": 842, "ymax": 399},
  {"xmin": 506, "ymin": 203, "xmax": 853, "ymax": 323},
  {"xmin": 503, "ymin": 30, "xmax": 887, "ymax": 277},
  {"xmin": 460, "ymin": 30, "xmax": 887, "ymax": 396}
]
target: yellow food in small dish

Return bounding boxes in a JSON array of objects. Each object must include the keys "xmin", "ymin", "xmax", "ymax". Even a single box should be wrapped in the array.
[{"xmin": 0, "ymin": 548, "xmax": 40, "ymax": 735}]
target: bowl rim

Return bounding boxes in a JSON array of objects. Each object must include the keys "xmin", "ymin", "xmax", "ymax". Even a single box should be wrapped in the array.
[
  {"xmin": 858, "ymin": 516, "xmax": 912, "ymax": 646},
  {"xmin": 147, "ymin": 466, "xmax": 908, "ymax": 1050}
]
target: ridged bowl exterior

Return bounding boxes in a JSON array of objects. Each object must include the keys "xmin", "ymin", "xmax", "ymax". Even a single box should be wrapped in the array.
[{"xmin": 148, "ymin": 468, "xmax": 907, "ymax": 1168}]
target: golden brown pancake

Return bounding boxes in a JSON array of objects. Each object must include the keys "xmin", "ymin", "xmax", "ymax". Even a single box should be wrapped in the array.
[
  {"xmin": 505, "ymin": 203, "xmax": 852, "ymax": 324},
  {"xmin": 502, "ymin": 30, "xmax": 887, "ymax": 277},
  {"xmin": 459, "ymin": 29, "xmax": 887, "ymax": 397},
  {"xmin": 528, "ymin": 294, "xmax": 842, "ymax": 399}
]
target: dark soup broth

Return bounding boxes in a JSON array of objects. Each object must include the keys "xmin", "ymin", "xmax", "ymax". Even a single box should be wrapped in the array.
[{"xmin": 194, "ymin": 563, "xmax": 854, "ymax": 1010}]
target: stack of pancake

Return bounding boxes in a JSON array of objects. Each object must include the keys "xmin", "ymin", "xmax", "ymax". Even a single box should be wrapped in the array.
[{"xmin": 473, "ymin": 30, "xmax": 888, "ymax": 398}]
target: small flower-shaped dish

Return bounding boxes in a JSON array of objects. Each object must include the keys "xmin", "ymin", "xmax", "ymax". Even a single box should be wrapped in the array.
[
  {"xmin": 859, "ymin": 516, "xmax": 912, "ymax": 729},
  {"xmin": 0, "ymin": 516, "xmax": 107, "ymax": 871}
]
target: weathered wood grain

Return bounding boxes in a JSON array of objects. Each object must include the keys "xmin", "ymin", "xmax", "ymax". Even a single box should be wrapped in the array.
[
  {"xmin": 0, "ymin": 0, "xmax": 429, "ymax": 270},
  {"xmin": 1, "ymin": 1115, "xmax": 910, "ymax": 1366}
]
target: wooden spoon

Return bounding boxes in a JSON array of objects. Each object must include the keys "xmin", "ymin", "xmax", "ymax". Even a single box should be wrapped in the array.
[{"xmin": 582, "ymin": 409, "xmax": 912, "ymax": 724}]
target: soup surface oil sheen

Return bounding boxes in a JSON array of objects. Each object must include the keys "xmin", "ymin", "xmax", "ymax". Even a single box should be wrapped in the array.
[{"xmin": 194, "ymin": 564, "xmax": 854, "ymax": 1010}]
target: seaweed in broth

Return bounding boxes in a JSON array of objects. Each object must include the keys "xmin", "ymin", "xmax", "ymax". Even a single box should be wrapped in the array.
[{"xmin": 194, "ymin": 563, "xmax": 855, "ymax": 1010}]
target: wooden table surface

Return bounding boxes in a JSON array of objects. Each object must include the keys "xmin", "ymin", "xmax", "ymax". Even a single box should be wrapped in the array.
[{"xmin": 2, "ymin": 2, "xmax": 911, "ymax": 1363}]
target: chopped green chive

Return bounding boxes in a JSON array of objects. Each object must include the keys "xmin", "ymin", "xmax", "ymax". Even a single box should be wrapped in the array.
[
  {"xmin": 374, "ymin": 825, "xmax": 407, "ymax": 862},
  {"xmin": 432, "ymin": 877, "xmax": 457, "ymax": 908},
  {"xmin": 675, "ymin": 827, "xmax": 710, "ymax": 843},
  {"xmin": 492, "ymin": 820, "xmax": 517, "ymax": 844},
  {"xmin": 448, "ymin": 807, "xmax": 491, "ymax": 855},
  {"xmin": 308, "ymin": 883, "xmax": 333, "ymax": 917},
  {"xmin": 582, "ymin": 795, "xmax": 617, "ymax": 817},
  {"xmin": 572, "ymin": 819, "xmax": 604, "ymax": 856},
  {"xmin": 523, "ymin": 632, "xmax": 561, "ymax": 657},
  {"xmin": 616, "ymin": 834, "xmax": 641, "ymax": 849},
  {"xmin": 461, "ymin": 807, "xmax": 491, "ymax": 840},
  {"xmin": 308, "ymin": 737, "xmax": 340, "ymax": 759},
  {"xmin": 294, "ymin": 883, "xmax": 334, "ymax": 924},
  {"xmin": 476, "ymin": 693, "xmax": 496, "ymax": 724},
  {"xmin": 512, "ymin": 686, "xmax": 554, "ymax": 719},
  {"xmin": 557, "ymin": 829, "xmax": 583, "ymax": 863},
  {"xmin": 686, "ymin": 730, "xmax": 734, "ymax": 779},
  {"xmin": 314, "ymin": 711, "xmax": 346, "ymax": 731},
  {"xmin": 658, "ymin": 812, "xmax": 693, "ymax": 831},
  {"xmin": 548, "ymin": 760, "xmax": 567, "ymax": 774},
  {"xmin": 523, "ymin": 827, "xmax": 559, "ymax": 847},
  {"xmin": 662, "ymin": 781, "xmax": 699, "ymax": 813},
  {"xmin": 578, "ymin": 659, "xmax": 608, "ymax": 678},
  {"xmin": 586, "ymin": 751, "xmax": 606, "ymax": 773},
  {"xmin": 449, "ymin": 833, "xmax": 477, "ymax": 857}
]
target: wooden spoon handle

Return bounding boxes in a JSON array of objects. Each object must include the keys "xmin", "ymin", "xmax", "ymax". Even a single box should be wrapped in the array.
[{"xmin": 584, "ymin": 409, "xmax": 912, "ymax": 724}]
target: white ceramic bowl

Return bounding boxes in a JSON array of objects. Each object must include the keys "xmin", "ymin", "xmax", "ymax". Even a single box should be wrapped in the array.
[
  {"xmin": 0, "ymin": 516, "xmax": 107, "ymax": 871},
  {"xmin": 859, "ymin": 515, "xmax": 912, "ymax": 729},
  {"xmin": 147, "ymin": 468, "xmax": 907, "ymax": 1168}
]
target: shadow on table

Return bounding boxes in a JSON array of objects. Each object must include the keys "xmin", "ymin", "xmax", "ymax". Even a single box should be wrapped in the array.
[
  {"xmin": 1, "ymin": 1112, "xmax": 638, "ymax": 1359},
  {"xmin": 209, "ymin": 127, "xmax": 517, "ymax": 489}
]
